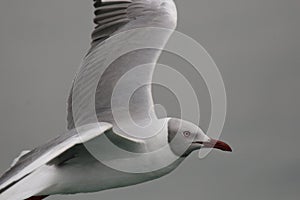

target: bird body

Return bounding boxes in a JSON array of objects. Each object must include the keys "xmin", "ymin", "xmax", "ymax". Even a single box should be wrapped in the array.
[
  {"xmin": 0, "ymin": 121, "xmax": 185, "ymax": 199},
  {"xmin": 41, "ymin": 153, "xmax": 183, "ymax": 195},
  {"xmin": 38, "ymin": 120, "xmax": 184, "ymax": 196}
]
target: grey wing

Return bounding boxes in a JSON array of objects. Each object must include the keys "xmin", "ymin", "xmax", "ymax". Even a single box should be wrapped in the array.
[
  {"xmin": 0, "ymin": 123, "xmax": 112, "ymax": 194},
  {"xmin": 67, "ymin": 0, "xmax": 177, "ymax": 131}
]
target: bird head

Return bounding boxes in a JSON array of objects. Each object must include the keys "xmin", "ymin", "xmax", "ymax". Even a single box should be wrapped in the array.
[{"xmin": 167, "ymin": 118, "xmax": 232, "ymax": 157}]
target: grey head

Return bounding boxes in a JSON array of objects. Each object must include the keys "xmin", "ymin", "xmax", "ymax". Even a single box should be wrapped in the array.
[{"xmin": 167, "ymin": 118, "xmax": 232, "ymax": 157}]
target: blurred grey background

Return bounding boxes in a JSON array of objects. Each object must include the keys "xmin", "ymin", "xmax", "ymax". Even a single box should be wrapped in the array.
[{"xmin": 0, "ymin": 0, "xmax": 299, "ymax": 200}]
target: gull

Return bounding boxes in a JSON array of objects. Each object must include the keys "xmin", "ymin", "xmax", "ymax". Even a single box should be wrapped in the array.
[{"xmin": 0, "ymin": 0, "xmax": 232, "ymax": 200}]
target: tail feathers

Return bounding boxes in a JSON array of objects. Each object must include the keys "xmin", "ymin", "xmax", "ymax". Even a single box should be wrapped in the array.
[{"xmin": 25, "ymin": 196, "xmax": 48, "ymax": 200}]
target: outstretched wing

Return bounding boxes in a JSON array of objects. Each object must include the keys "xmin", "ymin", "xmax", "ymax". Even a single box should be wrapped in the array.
[
  {"xmin": 67, "ymin": 0, "xmax": 177, "ymax": 131},
  {"xmin": 0, "ymin": 123, "xmax": 112, "ymax": 196}
]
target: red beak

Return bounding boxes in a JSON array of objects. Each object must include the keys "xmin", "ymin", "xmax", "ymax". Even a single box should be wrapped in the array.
[{"xmin": 202, "ymin": 138, "xmax": 232, "ymax": 152}]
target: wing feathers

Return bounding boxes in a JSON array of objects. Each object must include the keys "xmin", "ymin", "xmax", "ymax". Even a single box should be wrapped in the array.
[
  {"xmin": 92, "ymin": 0, "xmax": 131, "ymax": 44},
  {"xmin": 94, "ymin": 14, "xmax": 128, "ymax": 25},
  {"xmin": 92, "ymin": 18, "xmax": 129, "ymax": 41},
  {"xmin": 67, "ymin": 0, "xmax": 177, "ymax": 130},
  {"xmin": 0, "ymin": 123, "xmax": 112, "ymax": 194},
  {"xmin": 94, "ymin": 3, "xmax": 130, "ymax": 15},
  {"xmin": 10, "ymin": 151, "xmax": 31, "ymax": 168}
]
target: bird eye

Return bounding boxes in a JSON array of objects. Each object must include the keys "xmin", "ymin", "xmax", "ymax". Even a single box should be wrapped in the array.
[{"xmin": 183, "ymin": 131, "xmax": 191, "ymax": 137}]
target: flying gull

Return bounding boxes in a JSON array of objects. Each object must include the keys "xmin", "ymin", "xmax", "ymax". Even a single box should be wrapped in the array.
[{"xmin": 0, "ymin": 0, "xmax": 232, "ymax": 199}]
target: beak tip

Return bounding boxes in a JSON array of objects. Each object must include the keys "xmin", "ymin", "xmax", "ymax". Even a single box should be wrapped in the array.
[
  {"xmin": 216, "ymin": 140, "xmax": 232, "ymax": 152},
  {"xmin": 203, "ymin": 139, "xmax": 232, "ymax": 152},
  {"xmin": 224, "ymin": 146, "xmax": 233, "ymax": 152}
]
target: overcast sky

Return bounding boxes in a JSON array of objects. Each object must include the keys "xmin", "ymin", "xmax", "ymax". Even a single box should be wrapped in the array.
[{"xmin": 0, "ymin": 0, "xmax": 299, "ymax": 200}]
